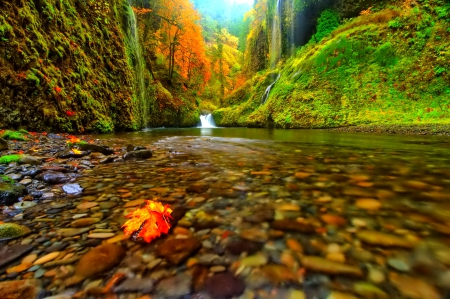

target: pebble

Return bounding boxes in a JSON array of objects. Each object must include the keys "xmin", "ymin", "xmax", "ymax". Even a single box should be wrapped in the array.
[
  {"xmin": 33, "ymin": 252, "xmax": 60, "ymax": 265},
  {"xmin": 87, "ymin": 233, "xmax": 115, "ymax": 239}
]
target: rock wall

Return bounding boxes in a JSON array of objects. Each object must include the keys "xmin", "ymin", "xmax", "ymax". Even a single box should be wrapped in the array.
[{"xmin": 0, "ymin": 0, "xmax": 141, "ymax": 133}]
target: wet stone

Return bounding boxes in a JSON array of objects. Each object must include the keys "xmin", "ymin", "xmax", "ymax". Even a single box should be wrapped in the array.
[
  {"xmin": 203, "ymin": 272, "xmax": 245, "ymax": 299},
  {"xmin": 62, "ymin": 183, "xmax": 83, "ymax": 195},
  {"xmin": 36, "ymin": 171, "xmax": 70, "ymax": 184},
  {"xmin": 156, "ymin": 237, "xmax": 202, "ymax": 265},
  {"xmin": 0, "ymin": 244, "xmax": 34, "ymax": 268},
  {"xmin": 123, "ymin": 150, "xmax": 152, "ymax": 160},
  {"xmin": 45, "ymin": 242, "xmax": 68, "ymax": 253},
  {"xmin": 271, "ymin": 220, "xmax": 315, "ymax": 234},
  {"xmin": 156, "ymin": 273, "xmax": 192, "ymax": 298},
  {"xmin": 226, "ymin": 239, "xmax": 263, "ymax": 255},
  {"xmin": 115, "ymin": 278, "xmax": 154, "ymax": 293}
]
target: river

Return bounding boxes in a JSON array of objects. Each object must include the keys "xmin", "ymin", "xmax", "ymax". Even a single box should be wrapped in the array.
[{"xmin": 3, "ymin": 128, "xmax": 450, "ymax": 298}]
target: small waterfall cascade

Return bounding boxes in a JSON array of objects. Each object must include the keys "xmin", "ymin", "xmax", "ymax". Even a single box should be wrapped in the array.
[
  {"xmin": 270, "ymin": 0, "xmax": 282, "ymax": 69},
  {"xmin": 261, "ymin": 74, "xmax": 280, "ymax": 105},
  {"xmin": 126, "ymin": 3, "xmax": 148, "ymax": 128},
  {"xmin": 200, "ymin": 114, "xmax": 217, "ymax": 128}
]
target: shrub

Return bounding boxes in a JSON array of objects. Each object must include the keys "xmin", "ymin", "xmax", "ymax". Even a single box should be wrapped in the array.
[{"xmin": 315, "ymin": 9, "xmax": 340, "ymax": 42}]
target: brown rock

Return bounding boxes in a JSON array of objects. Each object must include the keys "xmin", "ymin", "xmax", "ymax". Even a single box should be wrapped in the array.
[
  {"xmin": 203, "ymin": 272, "xmax": 245, "ymax": 299},
  {"xmin": 70, "ymin": 218, "xmax": 101, "ymax": 228},
  {"xmin": 301, "ymin": 256, "xmax": 363, "ymax": 277},
  {"xmin": 356, "ymin": 231, "xmax": 413, "ymax": 248},
  {"xmin": 65, "ymin": 243, "xmax": 125, "ymax": 286},
  {"xmin": 271, "ymin": 220, "xmax": 315, "ymax": 233},
  {"xmin": 156, "ymin": 237, "xmax": 201, "ymax": 265},
  {"xmin": 0, "ymin": 280, "xmax": 40, "ymax": 299},
  {"xmin": 389, "ymin": 273, "xmax": 440, "ymax": 299}
]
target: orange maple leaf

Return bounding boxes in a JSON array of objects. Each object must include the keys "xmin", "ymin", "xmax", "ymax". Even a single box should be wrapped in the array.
[{"xmin": 122, "ymin": 200, "xmax": 173, "ymax": 243}]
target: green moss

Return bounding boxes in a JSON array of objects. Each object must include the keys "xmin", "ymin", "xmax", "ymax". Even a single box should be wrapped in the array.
[
  {"xmin": 0, "ymin": 175, "xmax": 14, "ymax": 184},
  {"xmin": 0, "ymin": 130, "xmax": 27, "ymax": 141},
  {"xmin": 0, "ymin": 155, "xmax": 22, "ymax": 164},
  {"xmin": 0, "ymin": 223, "xmax": 31, "ymax": 241},
  {"xmin": 217, "ymin": 1, "xmax": 450, "ymax": 129}
]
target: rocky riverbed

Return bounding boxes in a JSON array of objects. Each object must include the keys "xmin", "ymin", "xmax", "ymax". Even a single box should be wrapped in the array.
[{"xmin": 0, "ymin": 130, "xmax": 450, "ymax": 299}]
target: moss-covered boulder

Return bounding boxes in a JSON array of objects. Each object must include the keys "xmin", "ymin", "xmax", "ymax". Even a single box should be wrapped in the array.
[
  {"xmin": 0, "ymin": 130, "xmax": 27, "ymax": 141},
  {"xmin": 0, "ymin": 181, "xmax": 26, "ymax": 206},
  {"xmin": 0, "ymin": 155, "xmax": 22, "ymax": 165},
  {"xmin": 0, "ymin": 223, "xmax": 31, "ymax": 241}
]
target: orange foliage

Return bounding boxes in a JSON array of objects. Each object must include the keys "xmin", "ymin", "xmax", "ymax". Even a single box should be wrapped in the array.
[
  {"xmin": 132, "ymin": 7, "xmax": 152, "ymax": 15},
  {"xmin": 360, "ymin": 7, "xmax": 373, "ymax": 15},
  {"xmin": 155, "ymin": 0, "xmax": 210, "ymax": 84},
  {"xmin": 122, "ymin": 200, "xmax": 173, "ymax": 243}
]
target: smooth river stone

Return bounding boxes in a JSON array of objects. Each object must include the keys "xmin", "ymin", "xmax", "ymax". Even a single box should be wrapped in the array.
[
  {"xmin": 389, "ymin": 273, "xmax": 440, "ymax": 299},
  {"xmin": 99, "ymin": 202, "xmax": 117, "ymax": 209},
  {"xmin": 301, "ymin": 256, "xmax": 363, "ymax": 277},
  {"xmin": 356, "ymin": 231, "xmax": 413, "ymax": 248},
  {"xmin": 76, "ymin": 202, "xmax": 98, "ymax": 210},
  {"xmin": 65, "ymin": 243, "xmax": 125, "ymax": 286},
  {"xmin": 123, "ymin": 199, "xmax": 146, "ymax": 208},
  {"xmin": 33, "ymin": 252, "xmax": 60, "ymax": 265},
  {"xmin": 22, "ymin": 254, "xmax": 38, "ymax": 264},
  {"xmin": 107, "ymin": 233, "xmax": 130, "ymax": 243},
  {"xmin": 71, "ymin": 218, "xmax": 101, "ymax": 228},
  {"xmin": 355, "ymin": 198, "xmax": 382, "ymax": 210},
  {"xmin": 58, "ymin": 228, "xmax": 90, "ymax": 237},
  {"xmin": 87, "ymin": 233, "xmax": 115, "ymax": 239}
]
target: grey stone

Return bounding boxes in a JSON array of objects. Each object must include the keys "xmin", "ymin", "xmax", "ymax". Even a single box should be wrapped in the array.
[
  {"xmin": 0, "ymin": 244, "xmax": 34, "ymax": 268},
  {"xmin": 123, "ymin": 150, "xmax": 153, "ymax": 160},
  {"xmin": 77, "ymin": 144, "xmax": 114, "ymax": 155},
  {"xmin": 115, "ymin": 278, "xmax": 154, "ymax": 293},
  {"xmin": 62, "ymin": 183, "xmax": 83, "ymax": 195}
]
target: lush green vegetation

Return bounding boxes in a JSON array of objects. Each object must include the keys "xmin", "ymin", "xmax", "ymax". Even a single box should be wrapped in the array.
[
  {"xmin": 0, "ymin": 155, "xmax": 22, "ymax": 164},
  {"xmin": 214, "ymin": 0, "xmax": 450, "ymax": 128},
  {"xmin": 0, "ymin": 130, "xmax": 28, "ymax": 141},
  {"xmin": 1, "ymin": 0, "xmax": 449, "ymax": 132}
]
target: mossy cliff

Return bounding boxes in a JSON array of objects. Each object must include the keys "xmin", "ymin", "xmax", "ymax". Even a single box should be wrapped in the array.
[
  {"xmin": 0, "ymin": 0, "xmax": 142, "ymax": 133},
  {"xmin": 215, "ymin": 0, "xmax": 450, "ymax": 128}
]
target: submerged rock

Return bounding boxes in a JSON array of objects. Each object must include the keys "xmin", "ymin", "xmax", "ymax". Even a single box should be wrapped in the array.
[
  {"xmin": 356, "ymin": 230, "xmax": 413, "ymax": 248},
  {"xmin": 36, "ymin": 171, "xmax": 71, "ymax": 184},
  {"xmin": 0, "ymin": 181, "xmax": 26, "ymax": 206},
  {"xmin": 0, "ymin": 223, "xmax": 31, "ymax": 241},
  {"xmin": 0, "ymin": 279, "xmax": 40, "ymax": 299},
  {"xmin": 123, "ymin": 150, "xmax": 153, "ymax": 160},
  {"xmin": 56, "ymin": 150, "xmax": 90, "ymax": 159},
  {"xmin": 203, "ymin": 272, "xmax": 245, "ymax": 299},
  {"xmin": 301, "ymin": 256, "xmax": 363, "ymax": 277},
  {"xmin": 156, "ymin": 237, "xmax": 201, "ymax": 265},
  {"xmin": 65, "ymin": 243, "xmax": 125, "ymax": 286},
  {"xmin": 77, "ymin": 144, "xmax": 114, "ymax": 155}
]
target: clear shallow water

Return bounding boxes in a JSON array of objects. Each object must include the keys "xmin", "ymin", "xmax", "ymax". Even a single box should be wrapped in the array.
[{"xmin": 3, "ymin": 128, "xmax": 450, "ymax": 298}]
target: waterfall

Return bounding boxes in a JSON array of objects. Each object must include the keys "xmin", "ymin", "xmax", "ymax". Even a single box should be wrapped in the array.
[
  {"xmin": 270, "ymin": 0, "xmax": 282, "ymax": 69},
  {"xmin": 199, "ymin": 114, "xmax": 217, "ymax": 128},
  {"xmin": 261, "ymin": 74, "xmax": 280, "ymax": 105},
  {"xmin": 290, "ymin": 0, "xmax": 296, "ymax": 56},
  {"xmin": 126, "ymin": 4, "xmax": 148, "ymax": 128}
]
